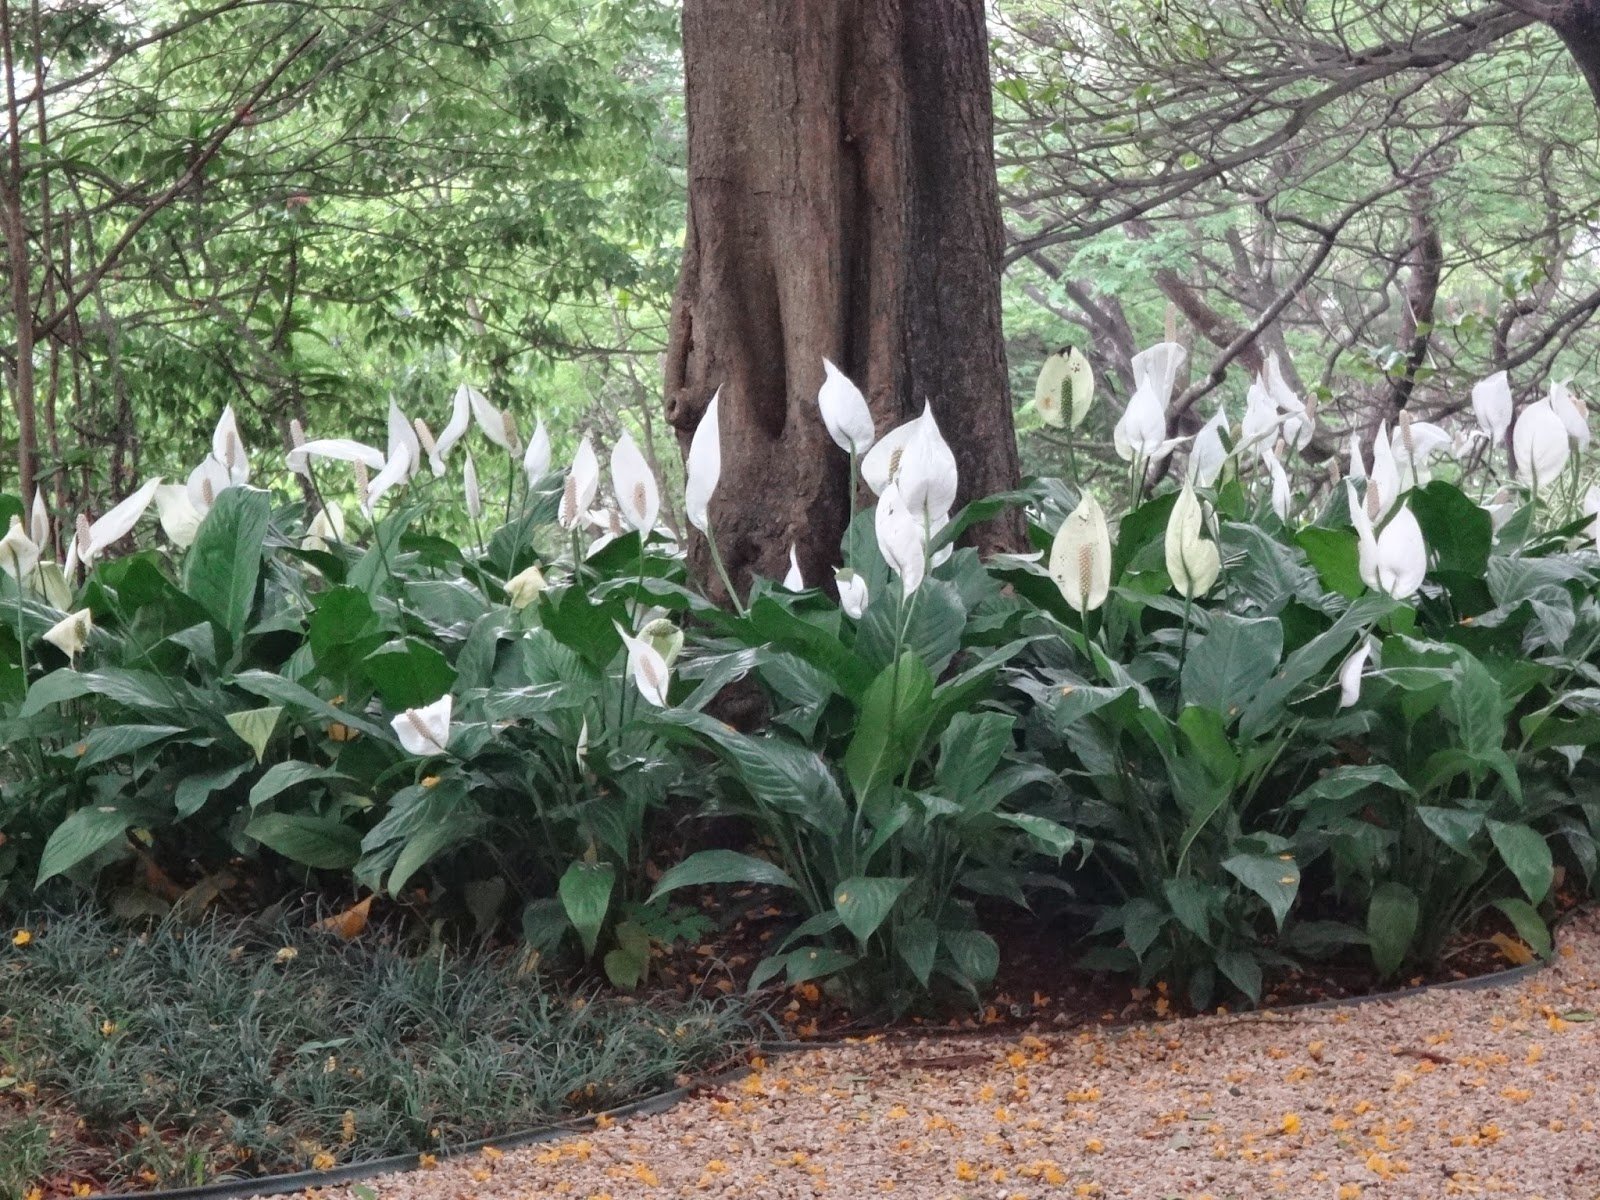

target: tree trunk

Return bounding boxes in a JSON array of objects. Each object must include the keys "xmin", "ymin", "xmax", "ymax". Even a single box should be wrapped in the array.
[
  {"xmin": 1543, "ymin": 2, "xmax": 1600, "ymax": 105},
  {"xmin": 664, "ymin": 0, "xmax": 1022, "ymax": 595}
]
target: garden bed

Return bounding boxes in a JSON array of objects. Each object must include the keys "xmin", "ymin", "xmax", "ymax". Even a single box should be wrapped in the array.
[{"xmin": 0, "ymin": 906, "xmax": 749, "ymax": 1199}]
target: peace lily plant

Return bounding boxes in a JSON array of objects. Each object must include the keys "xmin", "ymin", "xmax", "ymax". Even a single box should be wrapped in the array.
[{"xmin": 1, "ymin": 344, "xmax": 1597, "ymax": 1019}]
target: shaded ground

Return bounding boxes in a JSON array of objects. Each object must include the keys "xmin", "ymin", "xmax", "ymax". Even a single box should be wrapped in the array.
[{"xmin": 287, "ymin": 909, "xmax": 1600, "ymax": 1200}]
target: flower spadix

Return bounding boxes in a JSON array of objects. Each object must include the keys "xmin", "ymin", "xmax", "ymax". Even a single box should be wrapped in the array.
[{"xmin": 1050, "ymin": 492, "xmax": 1111, "ymax": 614}]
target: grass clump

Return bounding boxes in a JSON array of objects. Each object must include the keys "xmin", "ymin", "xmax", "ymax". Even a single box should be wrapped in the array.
[{"xmin": 0, "ymin": 906, "xmax": 748, "ymax": 1196}]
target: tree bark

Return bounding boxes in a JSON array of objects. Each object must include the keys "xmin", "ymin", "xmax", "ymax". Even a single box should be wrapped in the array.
[
  {"xmin": 1539, "ymin": 2, "xmax": 1600, "ymax": 104},
  {"xmin": 665, "ymin": 0, "xmax": 1022, "ymax": 594}
]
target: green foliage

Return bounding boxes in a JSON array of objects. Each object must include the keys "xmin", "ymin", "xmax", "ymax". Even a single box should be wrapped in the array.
[{"xmin": 0, "ymin": 906, "xmax": 745, "ymax": 1191}]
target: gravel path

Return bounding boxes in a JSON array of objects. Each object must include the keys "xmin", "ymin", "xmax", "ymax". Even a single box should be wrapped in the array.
[{"xmin": 283, "ymin": 911, "xmax": 1600, "ymax": 1200}]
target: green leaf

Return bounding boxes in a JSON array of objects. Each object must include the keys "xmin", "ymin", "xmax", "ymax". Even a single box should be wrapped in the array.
[
  {"xmin": 1367, "ymin": 882, "xmax": 1419, "ymax": 977},
  {"xmin": 182, "ymin": 486, "xmax": 272, "ymax": 639},
  {"xmin": 996, "ymin": 812, "xmax": 1076, "ymax": 860},
  {"xmin": 897, "ymin": 918, "xmax": 938, "ymax": 987},
  {"xmin": 603, "ymin": 921, "xmax": 652, "ymax": 991},
  {"xmin": 1415, "ymin": 806, "xmax": 1484, "ymax": 857},
  {"xmin": 936, "ymin": 711, "xmax": 1016, "ymax": 801},
  {"xmin": 1215, "ymin": 950, "xmax": 1263, "ymax": 1005},
  {"xmin": 558, "ymin": 860, "xmax": 616, "ymax": 958},
  {"xmin": 1410, "ymin": 481, "xmax": 1492, "ymax": 578},
  {"xmin": 1447, "ymin": 652, "xmax": 1506, "ymax": 759},
  {"xmin": 1222, "ymin": 853, "xmax": 1301, "ymax": 930},
  {"xmin": 832, "ymin": 876, "xmax": 911, "ymax": 944},
  {"xmin": 20, "ymin": 667, "xmax": 180, "ymax": 719},
  {"xmin": 1181, "ymin": 614, "xmax": 1283, "ymax": 720},
  {"xmin": 36, "ymin": 806, "xmax": 133, "ymax": 884},
  {"xmin": 1491, "ymin": 897, "xmax": 1552, "ymax": 959},
  {"xmin": 1296, "ymin": 527, "xmax": 1364, "ymax": 599},
  {"xmin": 648, "ymin": 708, "xmax": 846, "ymax": 835},
  {"xmin": 226, "ymin": 706, "xmax": 282, "ymax": 762},
  {"xmin": 308, "ymin": 587, "xmax": 384, "ymax": 679},
  {"xmin": 1287, "ymin": 765, "xmax": 1414, "ymax": 810},
  {"xmin": 362, "ymin": 638, "xmax": 457, "ymax": 710},
  {"xmin": 942, "ymin": 929, "xmax": 1000, "ymax": 986},
  {"xmin": 647, "ymin": 850, "xmax": 796, "ymax": 903},
  {"xmin": 248, "ymin": 761, "xmax": 346, "ymax": 809},
  {"xmin": 77, "ymin": 723, "xmax": 189, "ymax": 767},
  {"xmin": 1487, "ymin": 820, "xmax": 1553, "ymax": 904},
  {"xmin": 844, "ymin": 652, "xmax": 935, "ymax": 802},
  {"xmin": 175, "ymin": 761, "xmax": 251, "ymax": 818},
  {"xmin": 244, "ymin": 813, "xmax": 360, "ymax": 870}
]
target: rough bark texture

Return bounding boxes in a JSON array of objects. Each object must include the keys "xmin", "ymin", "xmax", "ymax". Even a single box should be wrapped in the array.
[
  {"xmin": 665, "ymin": 0, "xmax": 1022, "ymax": 594},
  {"xmin": 1542, "ymin": 1, "xmax": 1600, "ymax": 104}
]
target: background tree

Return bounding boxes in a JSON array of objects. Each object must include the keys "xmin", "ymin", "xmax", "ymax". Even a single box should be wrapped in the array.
[{"xmin": 664, "ymin": 0, "xmax": 1023, "ymax": 591}]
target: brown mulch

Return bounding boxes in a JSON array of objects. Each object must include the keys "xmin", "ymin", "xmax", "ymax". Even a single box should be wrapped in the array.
[{"xmin": 267, "ymin": 908, "xmax": 1600, "ymax": 1200}]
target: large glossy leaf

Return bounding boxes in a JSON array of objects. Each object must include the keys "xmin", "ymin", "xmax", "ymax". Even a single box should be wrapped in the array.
[
  {"xmin": 832, "ymin": 876, "xmax": 911, "ymax": 944},
  {"xmin": 1410, "ymin": 481, "xmax": 1492, "ymax": 578},
  {"xmin": 362, "ymin": 638, "xmax": 457, "ymax": 709},
  {"xmin": 21, "ymin": 667, "xmax": 182, "ymax": 719},
  {"xmin": 77, "ymin": 723, "xmax": 190, "ymax": 767},
  {"xmin": 1181, "ymin": 614, "xmax": 1283, "ymax": 720},
  {"xmin": 1367, "ymin": 882, "xmax": 1418, "ymax": 977},
  {"xmin": 244, "ymin": 813, "xmax": 360, "ymax": 870},
  {"xmin": 308, "ymin": 587, "xmax": 385, "ymax": 679},
  {"xmin": 36, "ymin": 805, "xmax": 133, "ymax": 883},
  {"xmin": 1487, "ymin": 819, "xmax": 1553, "ymax": 903},
  {"xmin": 648, "ymin": 850, "xmax": 796, "ymax": 903},
  {"xmin": 182, "ymin": 486, "xmax": 271, "ymax": 640},
  {"xmin": 559, "ymin": 861, "xmax": 616, "ymax": 958},
  {"xmin": 1222, "ymin": 852, "xmax": 1300, "ymax": 929},
  {"xmin": 650, "ymin": 708, "xmax": 846, "ymax": 835},
  {"xmin": 1296, "ymin": 527, "xmax": 1364, "ymax": 599},
  {"xmin": 845, "ymin": 651, "xmax": 935, "ymax": 802}
]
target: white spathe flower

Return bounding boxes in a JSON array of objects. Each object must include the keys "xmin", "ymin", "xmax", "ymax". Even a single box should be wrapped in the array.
[
  {"xmin": 861, "ymin": 417, "xmax": 918, "ymax": 495},
  {"xmin": 302, "ymin": 503, "xmax": 347, "ymax": 553},
  {"xmin": 387, "ymin": 401, "xmax": 421, "ymax": 481},
  {"xmin": 1263, "ymin": 352, "xmax": 1312, "ymax": 452},
  {"xmin": 684, "ymin": 389, "xmax": 721, "ymax": 535},
  {"xmin": 1484, "ymin": 486, "xmax": 1517, "ymax": 536},
  {"xmin": 1115, "ymin": 342, "xmax": 1190, "ymax": 464},
  {"xmin": 523, "ymin": 418, "xmax": 551, "ymax": 483},
  {"xmin": 285, "ymin": 439, "xmax": 387, "ymax": 475},
  {"xmin": 391, "ymin": 694, "xmax": 452, "ymax": 756},
  {"xmin": 461, "ymin": 384, "xmax": 521, "ymax": 454},
  {"xmin": 505, "ymin": 563, "xmax": 548, "ymax": 609},
  {"xmin": 1583, "ymin": 486, "xmax": 1600, "ymax": 546},
  {"xmin": 78, "ymin": 478, "xmax": 162, "ymax": 568},
  {"xmin": 1391, "ymin": 418, "xmax": 1453, "ymax": 489},
  {"xmin": 1368, "ymin": 422, "xmax": 1401, "ymax": 518},
  {"xmin": 1350, "ymin": 487, "xmax": 1427, "ymax": 599},
  {"xmin": 1049, "ymin": 492, "xmax": 1112, "ymax": 613},
  {"xmin": 639, "ymin": 616, "xmax": 684, "ymax": 668},
  {"xmin": 463, "ymin": 453, "xmax": 483, "ymax": 521},
  {"xmin": 1513, "ymin": 398, "xmax": 1571, "ymax": 489},
  {"xmin": 1338, "ymin": 638, "xmax": 1375, "ymax": 709},
  {"xmin": 211, "ymin": 406, "xmax": 250, "ymax": 487},
  {"xmin": 186, "ymin": 455, "xmax": 231, "ymax": 516},
  {"xmin": 611, "ymin": 430, "xmax": 660, "ymax": 534},
  {"xmin": 1188, "ymin": 405, "xmax": 1229, "ymax": 488},
  {"xmin": 818, "ymin": 358, "xmax": 876, "ymax": 454},
  {"xmin": 836, "ymin": 568, "xmax": 868, "ymax": 618},
  {"xmin": 0, "ymin": 516, "xmax": 41, "ymax": 580},
  {"xmin": 1551, "ymin": 379, "xmax": 1590, "ymax": 449},
  {"xmin": 1035, "ymin": 348, "xmax": 1094, "ymax": 430},
  {"xmin": 365, "ymin": 447, "xmax": 411, "ymax": 515},
  {"xmin": 897, "ymin": 402, "xmax": 959, "ymax": 525},
  {"xmin": 1472, "ymin": 371, "xmax": 1513, "ymax": 443},
  {"xmin": 42, "ymin": 608, "xmax": 92, "ymax": 662},
  {"xmin": 1240, "ymin": 376, "xmax": 1281, "ymax": 459},
  {"xmin": 874, "ymin": 483, "xmax": 927, "ymax": 596},
  {"xmin": 615, "ymin": 622, "xmax": 671, "ymax": 707},
  {"xmin": 1264, "ymin": 447, "xmax": 1293, "ymax": 522},
  {"xmin": 1347, "ymin": 432, "xmax": 1367, "ymax": 482},
  {"xmin": 29, "ymin": 491, "xmax": 49, "ymax": 548},
  {"xmin": 1165, "ymin": 483, "xmax": 1220, "ymax": 598},
  {"xmin": 782, "ymin": 544, "xmax": 805, "ymax": 591},
  {"xmin": 153, "ymin": 484, "xmax": 203, "ymax": 549},
  {"xmin": 435, "ymin": 385, "xmax": 472, "ymax": 463},
  {"xmin": 559, "ymin": 437, "xmax": 600, "ymax": 530}
]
